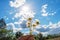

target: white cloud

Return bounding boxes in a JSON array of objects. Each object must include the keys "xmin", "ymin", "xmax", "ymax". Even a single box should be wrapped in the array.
[
  {"xmin": 49, "ymin": 12, "xmax": 56, "ymax": 16},
  {"xmin": 49, "ymin": 21, "xmax": 53, "ymax": 25},
  {"xmin": 49, "ymin": 24, "xmax": 57, "ymax": 29},
  {"xmin": 41, "ymin": 32, "xmax": 49, "ymax": 36},
  {"xmin": 14, "ymin": 22, "xmax": 20, "ymax": 24},
  {"xmin": 35, "ymin": 21, "xmax": 60, "ymax": 30},
  {"xmin": 41, "ymin": 4, "xmax": 48, "ymax": 13},
  {"xmin": 35, "ymin": 25, "xmax": 41, "ymax": 29},
  {"xmin": 9, "ymin": 0, "xmax": 35, "ymax": 19},
  {"xmin": 41, "ymin": 4, "xmax": 56, "ymax": 16},
  {"xmin": 57, "ymin": 21, "xmax": 60, "ymax": 26},
  {"xmin": 41, "ymin": 4, "xmax": 48, "ymax": 16},
  {"xmin": 40, "ymin": 21, "xmax": 60, "ymax": 29},
  {"xmin": 42, "ymin": 25, "xmax": 49, "ymax": 29},
  {"xmin": 10, "ymin": 0, "xmax": 26, "ymax": 8},
  {"xmin": 7, "ymin": 23, "xmax": 16, "ymax": 32},
  {"xmin": 46, "ymin": 21, "xmax": 60, "ymax": 29},
  {"xmin": 14, "ymin": 13, "xmax": 20, "ymax": 18},
  {"xmin": 14, "ymin": 17, "xmax": 26, "ymax": 26},
  {"xmin": 7, "ymin": 21, "xmax": 60, "ymax": 35},
  {"xmin": 33, "ymin": 21, "xmax": 60, "ymax": 36},
  {"xmin": 7, "ymin": 23, "xmax": 23, "ymax": 32},
  {"xmin": 14, "ymin": 5, "xmax": 35, "ymax": 20},
  {"xmin": 41, "ymin": 13, "xmax": 48, "ymax": 16},
  {"xmin": 16, "ymin": 28, "xmax": 23, "ymax": 31},
  {"xmin": 33, "ymin": 29, "xmax": 40, "ymax": 34},
  {"xmin": 9, "ymin": 0, "xmax": 36, "ymax": 33}
]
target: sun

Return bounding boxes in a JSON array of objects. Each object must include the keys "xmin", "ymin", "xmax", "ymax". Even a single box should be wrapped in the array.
[{"xmin": 21, "ymin": 5, "xmax": 31, "ymax": 12}]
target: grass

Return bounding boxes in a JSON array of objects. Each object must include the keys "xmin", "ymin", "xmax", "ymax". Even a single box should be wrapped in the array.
[{"xmin": 47, "ymin": 37, "xmax": 60, "ymax": 40}]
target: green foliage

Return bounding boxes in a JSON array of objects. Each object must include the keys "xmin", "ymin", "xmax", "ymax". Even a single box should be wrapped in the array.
[
  {"xmin": 0, "ymin": 18, "xmax": 6, "ymax": 29},
  {"xmin": 34, "ymin": 33, "xmax": 43, "ymax": 40},
  {"xmin": 0, "ymin": 18, "xmax": 23, "ymax": 40},
  {"xmin": 46, "ymin": 34, "xmax": 60, "ymax": 39},
  {"xmin": 0, "ymin": 29, "xmax": 15, "ymax": 40},
  {"xmin": 15, "ymin": 31, "xmax": 23, "ymax": 38},
  {"xmin": 0, "ymin": 18, "xmax": 16, "ymax": 40}
]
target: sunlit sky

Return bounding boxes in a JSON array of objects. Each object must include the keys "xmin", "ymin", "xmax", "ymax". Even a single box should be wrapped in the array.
[{"xmin": 0, "ymin": 0, "xmax": 60, "ymax": 35}]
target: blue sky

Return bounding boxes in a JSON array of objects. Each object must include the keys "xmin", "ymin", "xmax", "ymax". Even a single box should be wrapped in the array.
[{"xmin": 0, "ymin": 0, "xmax": 60, "ymax": 35}]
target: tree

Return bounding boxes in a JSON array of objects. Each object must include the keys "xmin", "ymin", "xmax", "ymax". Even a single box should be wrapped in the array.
[
  {"xmin": 35, "ymin": 33, "xmax": 43, "ymax": 40},
  {"xmin": 0, "ymin": 18, "xmax": 7, "ymax": 38},
  {"xmin": 0, "ymin": 18, "xmax": 15, "ymax": 40},
  {"xmin": 38, "ymin": 33, "xmax": 43, "ymax": 40},
  {"xmin": 34, "ymin": 35, "xmax": 39, "ymax": 40},
  {"xmin": 0, "ymin": 18, "xmax": 6, "ymax": 29},
  {"xmin": 34, "ymin": 33, "xmax": 43, "ymax": 40},
  {"xmin": 15, "ymin": 31, "xmax": 23, "ymax": 38}
]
